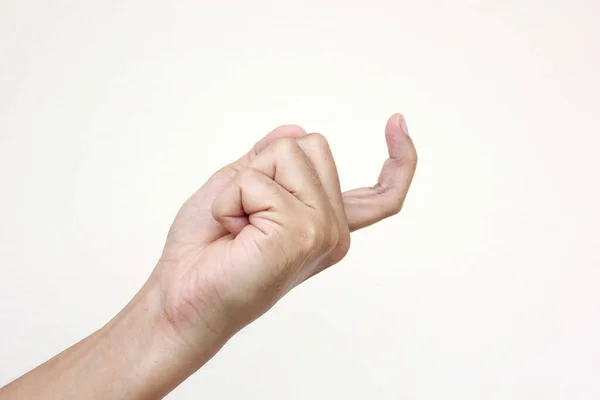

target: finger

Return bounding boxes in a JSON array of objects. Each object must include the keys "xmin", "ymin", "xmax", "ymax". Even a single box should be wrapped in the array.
[
  {"xmin": 249, "ymin": 137, "xmax": 330, "ymax": 211},
  {"xmin": 342, "ymin": 113, "xmax": 418, "ymax": 231},
  {"xmin": 206, "ymin": 125, "xmax": 308, "ymax": 185},
  {"xmin": 211, "ymin": 167, "xmax": 296, "ymax": 235},
  {"xmin": 231, "ymin": 125, "xmax": 308, "ymax": 171},
  {"xmin": 296, "ymin": 134, "xmax": 350, "ymax": 262},
  {"xmin": 176, "ymin": 125, "xmax": 307, "ymax": 243}
]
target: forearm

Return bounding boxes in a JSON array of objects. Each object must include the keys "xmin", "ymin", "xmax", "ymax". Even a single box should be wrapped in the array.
[{"xmin": 0, "ymin": 284, "xmax": 227, "ymax": 400}]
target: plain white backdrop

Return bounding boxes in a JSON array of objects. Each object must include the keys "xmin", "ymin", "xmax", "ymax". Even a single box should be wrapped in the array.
[{"xmin": 1, "ymin": 1, "xmax": 599, "ymax": 399}]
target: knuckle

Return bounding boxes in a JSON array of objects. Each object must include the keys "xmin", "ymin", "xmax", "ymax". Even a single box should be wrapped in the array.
[
  {"xmin": 331, "ymin": 230, "xmax": 351, "ymax": 263},
  {"xmin": 301, "ymin": 218, "xmax": 325, "ymax": 250},
  {"xmin": 274, "ymin": 137, "xmax": 300, "ymax": 154},
  {"xmin": 276, "ymin": 124, "xmax": 307, "ymax": 134},
  {"xmin": 406, "ymin": 147, "xmax": 418, "ymax": 169},
  {"xmin": 385, "ymin": 194, "xmax": 405, "ymax": 217},
  {"xmin": 326, "ymin": 222, "xmax": 340, "ymax": 252},
  {"xmin": 211, "ymin": 194, "xmax": 224, "ymax": 213},
  {"xmin": 209, "ymin": 164, "xmax": 239, "ymax": 181},
  {"xmin": 306, "ymin": 132, "xmax": 331, "ymax": 152},
  {"xmin": 237, "ymin": 167, "xmax": 260, "ymax": 183}
]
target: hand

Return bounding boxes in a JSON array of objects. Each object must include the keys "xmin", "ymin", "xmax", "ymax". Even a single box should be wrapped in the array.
[
  {"xmin": 0, "ymin": 114, "xmax": 416, "ymax": 400},
  {"xmin": 148, "ymin": 114, "xmax": 417, "ymax": 350}
]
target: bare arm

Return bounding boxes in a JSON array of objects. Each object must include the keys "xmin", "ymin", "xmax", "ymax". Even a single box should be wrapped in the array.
[
  {"xmin": 0, "ymin": 284, "xmax": 224, "ymax": 399},
  {"xmin": 0, "ymin": 114, "xmax": 417, "ymax": 399}
]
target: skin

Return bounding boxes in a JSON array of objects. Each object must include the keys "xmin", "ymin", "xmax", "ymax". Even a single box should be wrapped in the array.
[{"xmin": 0, "ymin": 113, "xmax": 417, "ymax": 399}]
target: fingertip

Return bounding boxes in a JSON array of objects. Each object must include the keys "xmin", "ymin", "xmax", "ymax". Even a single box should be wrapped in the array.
[
  {"xmin": 385, "ymin": 112, "xmax": 406, "ymax": 130},
  {"xmin": 385, "ymin": 113, "xmax": 415, "ymax": 160}
]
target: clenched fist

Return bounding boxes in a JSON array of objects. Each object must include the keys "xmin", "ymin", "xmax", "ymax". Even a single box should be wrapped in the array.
[{"xmin": 149, "ymin": 114, "xmax": 417, "ymax": 349}]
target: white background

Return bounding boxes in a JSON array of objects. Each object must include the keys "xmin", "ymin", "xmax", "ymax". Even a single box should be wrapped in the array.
[{"xmin": 1, "ymin": 1, "xmax": 599, "ymax": 399}]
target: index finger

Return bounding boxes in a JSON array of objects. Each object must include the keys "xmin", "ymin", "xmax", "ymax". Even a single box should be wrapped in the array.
[{"xmin": 342, "ymin": 113, "xmax": 418, "ymax": 231}]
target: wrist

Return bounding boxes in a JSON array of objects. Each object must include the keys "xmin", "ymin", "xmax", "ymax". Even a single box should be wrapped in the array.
[{"xmin": 101, "ymin": 280, "xmax": 229, "ymax": 399}]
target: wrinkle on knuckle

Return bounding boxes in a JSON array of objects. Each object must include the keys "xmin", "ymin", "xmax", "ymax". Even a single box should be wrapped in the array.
[{"xmin": 371, "ymin": 184, "xmax": 406, "ymax": 218}]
